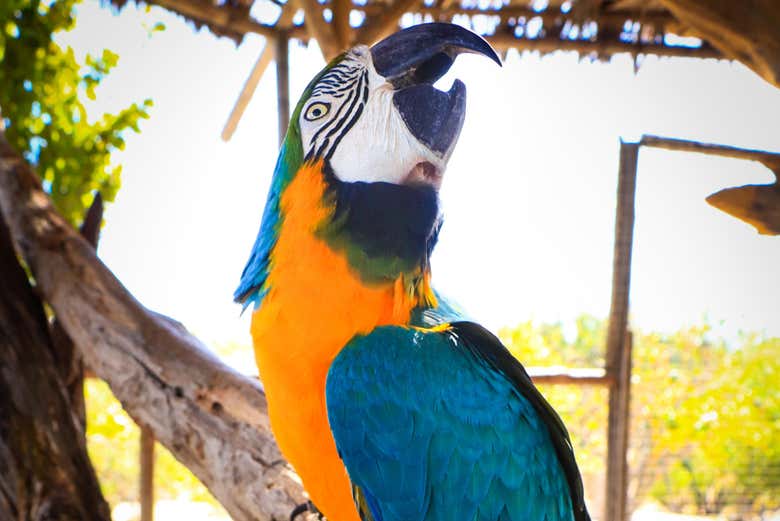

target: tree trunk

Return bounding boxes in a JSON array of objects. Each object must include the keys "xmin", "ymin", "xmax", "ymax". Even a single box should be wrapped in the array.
[
  {"xmin": 0, "ymin": 135, "xmax": 308, "ymax": 520},
  {"xmin": 0, "ymin": 198, "xmax": 111, "ymax": 520}
]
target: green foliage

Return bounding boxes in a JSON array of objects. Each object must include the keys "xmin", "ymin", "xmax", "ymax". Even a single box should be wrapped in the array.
[
  {"xmin": 499, "ymin": 316, "xmax": 608, "ymax": 479},
  {"xmin": 499, "ymin": 318, "xmax": 780, "ymax": 518},
  {"xmin": 84, "ymin": 339, "xmax": 248, "ymax": 512},
  {"xmin": 85, "ymin": 379, "xmax": 228, "ymax": 512},
  {"xmin": 84, "ymin": 323, "xmax": 777, "ymax": 518},
  {"xmin": 0, "ymin": 0, "xmax": 151, "ymax": 226},
  {"xmin": 639, "ymin": 332, "xmax": 780, "ymax": 517}
]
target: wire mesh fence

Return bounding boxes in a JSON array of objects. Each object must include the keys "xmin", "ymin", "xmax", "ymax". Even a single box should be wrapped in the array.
[{"xmin": 504, "ymin": 321, "xmax": 780, "ymax": 521}]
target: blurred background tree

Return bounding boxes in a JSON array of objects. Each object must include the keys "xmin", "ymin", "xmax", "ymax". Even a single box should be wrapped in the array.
[
  {"xmin": 0, "ymin": 0, "xmax": 151, "ymax": 226},
  {"xmin": 499, "ymin": 318, "xmax": 780, "ymax": 520},
  {"xmin": 85, "ymin": 379, "xmax": 227, "ymax": 513}
]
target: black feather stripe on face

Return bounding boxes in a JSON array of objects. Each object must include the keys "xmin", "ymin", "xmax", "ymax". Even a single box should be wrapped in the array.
[{"xmin": 306, "ymin": 63, "xmax": 368, "ymax": 162}]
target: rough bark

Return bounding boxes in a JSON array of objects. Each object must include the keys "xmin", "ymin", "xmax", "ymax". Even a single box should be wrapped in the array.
[
  {"xmin": 49, "ymin": 193, "xmax": 103, "ymax": 434},
  {"xmin": 660, "ymin": 0, "xmax": 780, "ymax": 88},
  {"xmin": 0, "ymin": 136, "xmax": 308, "ymax": 520},
  {"xmin": 0, "ymin": 196, "xmax": 111, "ymax": 520}
]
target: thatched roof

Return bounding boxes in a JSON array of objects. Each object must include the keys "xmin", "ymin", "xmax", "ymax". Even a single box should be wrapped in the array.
[
  {"xmin": 123, "ymin": 0, "xmax": 723, "ymax": 61},
  {"xmin": 117, "ymin": 0, "xmax": 780, "ymax": 92}
]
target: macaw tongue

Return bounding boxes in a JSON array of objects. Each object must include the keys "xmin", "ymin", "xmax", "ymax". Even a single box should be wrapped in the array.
[{"xmin": 403, "ymin": 161, "xmax": 441, "ymax": 189}]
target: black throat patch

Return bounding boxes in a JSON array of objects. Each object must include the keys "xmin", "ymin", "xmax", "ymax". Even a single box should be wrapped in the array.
[{"xmin": 318, "ymin": 165, "xmax": 441, "ymax": 284}]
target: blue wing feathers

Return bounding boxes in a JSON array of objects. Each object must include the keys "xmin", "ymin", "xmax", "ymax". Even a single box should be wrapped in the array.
[
  {"xmin": 326, "ymin": 324, "xmax": 584, "ymax": 521},
  {"xmin": 234, "ymin": 140, "xmax": 300, "ymax": 308}
]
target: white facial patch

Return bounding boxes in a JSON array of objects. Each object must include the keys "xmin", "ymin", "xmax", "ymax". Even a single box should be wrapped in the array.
[{"xmin": 298, "ymin": 46, "xmax": 450, "ymax": 187}]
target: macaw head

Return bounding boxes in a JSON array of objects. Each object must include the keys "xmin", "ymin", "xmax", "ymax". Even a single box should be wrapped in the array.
[
  {"xmin": 236, "ymin": 23, "xmax": 500, "ymax": 307},
  {"xmin": 297, "ymin": 23, "xmax": 499, "ymax": 188}
]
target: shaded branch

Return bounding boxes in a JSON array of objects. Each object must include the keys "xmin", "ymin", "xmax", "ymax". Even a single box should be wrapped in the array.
[{"xmin": 0, "ymin": 191, "xmax": 110, "ymax": 521}]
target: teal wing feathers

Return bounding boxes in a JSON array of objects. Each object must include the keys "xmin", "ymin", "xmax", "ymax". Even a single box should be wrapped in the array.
[{"xmin": 325, "ymin": 322, "xmax": 590, "ymax": 521}]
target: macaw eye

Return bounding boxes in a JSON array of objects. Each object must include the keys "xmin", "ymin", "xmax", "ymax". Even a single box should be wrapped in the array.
[{"xmin": 304, "ymin": 102, "xmax": 330, "ymax": 122}]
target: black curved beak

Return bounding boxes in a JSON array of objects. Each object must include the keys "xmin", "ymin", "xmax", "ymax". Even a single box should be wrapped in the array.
[
  {"xmin": 370, "ymin": 23, "xmax": 501, "ymax": 87},
  {"xmin": 370, "ymin": 23, "xmax": 500, "ymax": 157}
]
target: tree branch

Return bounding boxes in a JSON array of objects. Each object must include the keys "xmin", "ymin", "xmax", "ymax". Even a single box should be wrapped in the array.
[{"xmin": 0, "ymin": 137, "xmax": 308, "ymax": 521}]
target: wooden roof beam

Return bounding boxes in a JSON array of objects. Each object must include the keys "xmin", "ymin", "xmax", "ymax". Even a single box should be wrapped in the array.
[
  {"xmin": 332, "ymin": 0, "xmax": 353, "ymax": 50},
  {"xmin": 358, "ymin": 4, "xmax": 675, "ymax": 28},
  {"xmin": 641, "ymin": 134, "xmax": 780, "ymax": 235},
  {"xmin": 355, "ymin": 0, "xmax": 419, "ymax": 45},
  {"xmin": 288, "ymin": 7, "xmax": 680, "ymax": 45},
  {"xmin": 486, "ymin": 34, "xmax": 722, "ymax": 59},
  {"xmin": 640, "ymin": 135, "xmax": 780, "ymax": 166},
  {"xmin": 301, "ymin": 0, "xmax": 341, "ymax": 60},
  {"xmin": 658, "ymin": 0, "xmax": 780, "ymax": 88},
  {"xmin": 148, "ymin": 0, "xmax": 277, "ymax": 39},
  {"xmin": 570, "ymin": 0, "xmax": 604, "ymax": 19}
]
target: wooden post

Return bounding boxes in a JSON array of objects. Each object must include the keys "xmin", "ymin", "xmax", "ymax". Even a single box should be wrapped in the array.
[
  {"xmin": 275, "ymin": 32, "xmax": 290, "ymax": 147},
  {"xmin": 604, "ymin": 141, "xmax": 639, "ymax": 521},
  {"xmin": 140, "ymin": 427, "xmax": 156, "ymax": 521}
]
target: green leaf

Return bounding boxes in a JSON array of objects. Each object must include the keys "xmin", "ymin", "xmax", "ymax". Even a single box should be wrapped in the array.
[{"xmin": 0, "ymin": 0, "xmax": 152, "ymax": 227}]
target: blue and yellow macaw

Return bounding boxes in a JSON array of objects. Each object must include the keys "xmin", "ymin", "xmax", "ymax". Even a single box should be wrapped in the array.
[{"xmin": 236, "ymin": 23, "xmax": 591, "ymax": 521}]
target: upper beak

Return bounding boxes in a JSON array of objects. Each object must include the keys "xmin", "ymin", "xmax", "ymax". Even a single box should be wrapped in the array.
[
  {"xmin": 370, "ymin": 23, "xmax": 501, "ymax": 87},
  {"xmin": 369, "ymin": 23, "xmax": 500, "ymax": 158}
]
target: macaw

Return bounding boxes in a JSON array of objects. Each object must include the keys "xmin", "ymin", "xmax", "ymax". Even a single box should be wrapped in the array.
[{"xmin": 235, "ymin": 23, "xmax": 591, "ymax": 521}]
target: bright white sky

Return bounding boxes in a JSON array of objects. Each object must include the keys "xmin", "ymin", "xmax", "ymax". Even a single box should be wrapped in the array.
[{"xmin": 59, "ymin": 1, "xmax": 780, "ymax": 358}]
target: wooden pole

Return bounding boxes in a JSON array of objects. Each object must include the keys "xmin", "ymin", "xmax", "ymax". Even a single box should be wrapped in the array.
[
  {"xmin": 148, "ymin": 0, "xmax": 277, "ymax": 38},
  {"xmin": 604, "ymin": 141, "xmax": 638, "ymax": 521},
  {"xmin": 221, "ymin": 44, "xmax": 275, "ymax": 141},
  {"xmin": 140, "ymin": 427, "xmax": 156, "ymax": 521},
  {"xmin": 275, "ymin": 32, "xmax": 290, "ymax": 147},
  {"xmin": 528, "ymin": 368, "xmax": 614, "ymax": 386},
  {"xmin": 221, "ymin": 1, "xmax": 301, "ymax": 141},
  {"xmin": 640, "ymin": 134, "xmax": 780, "ymax": 169}
]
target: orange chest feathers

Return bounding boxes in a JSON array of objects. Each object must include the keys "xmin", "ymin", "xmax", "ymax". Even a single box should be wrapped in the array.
[{"xmin": 249, "ymin": 162, "xmax": 423, "ymax": 521}]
